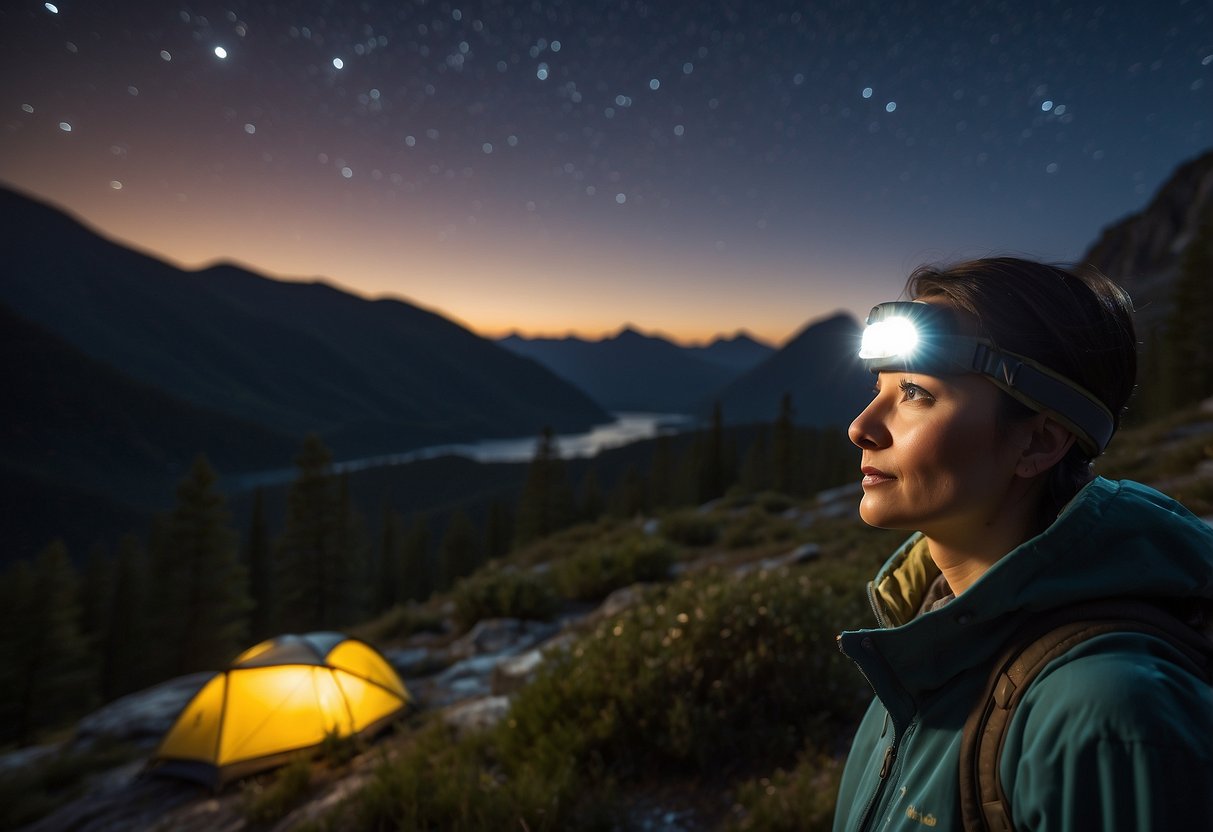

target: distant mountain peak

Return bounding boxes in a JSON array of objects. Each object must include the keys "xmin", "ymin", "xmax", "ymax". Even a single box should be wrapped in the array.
[
  {"xmin": 613, "ymin": 324, "xmax": 654, "ymax": 341},
  {"xmin": 705, "ymin": 329, "xmax": 772, "ymax": 349}
]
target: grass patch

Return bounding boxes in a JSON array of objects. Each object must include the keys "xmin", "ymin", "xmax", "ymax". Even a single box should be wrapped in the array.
[
  {"xmin": 242, "ymin": 755, "xmax": 314, "ymax": 825},
  {"xmin": 498, "ymin": 560, "xmax": 872, "ymax": 780},
  {"xmin": 451, "ymin": 566, "xmax": 560, "ymax": 631},
  {"xmin": 659, "ymin": 510, "xmax": 721, "ymax": 547},
  {"xmin": 725, "ymin": 748, "xmax": 845, "ymax": 832},
  {"xmin": 351, "ymin": 603, "xmax": 448, "ymax": 645},
  {"xmin": 551, "ymin": 536, "xmax": 675, "ymax": 602},
  {"xmin": 329, "ymin": 719, "xmax": 618, "ymax": 831},
  {"xmin": 719, "ymin": 507, "xmax": 801, "ymax": 550},
  {"xmin": 0, "ymin": 741, "xmax": 144, "ymax": 830},
  {"xmin": 329, "ymin": 554, "xmax": 874, "ymax": 831}
]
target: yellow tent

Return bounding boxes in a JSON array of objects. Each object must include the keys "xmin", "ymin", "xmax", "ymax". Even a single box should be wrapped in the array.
[{"xmin": 151, "ymin": 632, "xmax": 409, "ymax": 788}]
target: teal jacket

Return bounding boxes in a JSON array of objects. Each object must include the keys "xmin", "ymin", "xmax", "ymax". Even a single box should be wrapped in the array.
[{"xmin": 832, "ymin": 478, "xmax": 1213, "ymax": 831}]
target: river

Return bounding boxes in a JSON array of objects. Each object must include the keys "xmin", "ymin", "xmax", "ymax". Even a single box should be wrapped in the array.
[{"xmin": 230, "ymin": 412, "xmax": 694, "ymax": 490}]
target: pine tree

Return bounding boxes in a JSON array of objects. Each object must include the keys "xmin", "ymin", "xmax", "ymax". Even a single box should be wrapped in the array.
[
  {"xmin": 400, "ymin": 514, "xmax": 432, "ymax": 603},
  {"xmin": 275, "ymin": 435, "xmax": 351, "ymax": 631},
  {"xmin": 0, "ymin": 559, "xmax": 35, "ymax": 745},
  {"xmin": 1161, "ymin": 214, "xmax": 1213, "ymax": 410},
  {"xmin": 144, "ymin": 514, "xmax": 176, "ymax": 681},
  {"xmin": 696, "ymin": 402, "xmax": 727, "ymax": 503},
  {"xmin": 485, "ymin": 499, "xmax": 514, "ymax": 560},
  {"xmin": 577, "ymin": 467, "xmax": 605, "ymax": 522},
  {"xmin": 104, "ymin": 534, "xmax": 150, "ymax": 699},
  {"xmin": 439, "ymin": 510, "xmax": 481, "ymax": 590},
  {"xmin": 246, "ymin": 489, "xmax": 274, "ymax": 640},
  {"xmin": 741, "ymin": 427, "xmax": 771, "ymax": 493},
  {"xmin": 609, "ymin": 464, "xmax": 647, "ymax": 517},
  {"xmin": 647, "ymin": 435, "xmax": 678, "ymax": 508},
  {"xmin": 155, "ymin": 456, "xmax": 251, "ymax": 675},
  {"xmin": 515, "ymin": 426, "xmax": 575, "ymax": 545},
  {"xmin": 376, "ymin": 506, "xmax": 403, "ymax": 613},
  {"xmin": 79, "ymin": 542, "xmax": 113, "ymax": 704},
  {"xmin": 334, "ymin": 474, "xmax": 370, "ymax": 624},
  {"xmin": 1, "ymin": 541, "xmax": 91, "ymax": 745},
  {"xmin": 772, "ymin": 393, "xmax": 799, "ymax": 495}
]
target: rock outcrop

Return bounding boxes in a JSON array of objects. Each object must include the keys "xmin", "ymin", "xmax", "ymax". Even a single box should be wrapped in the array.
[{"xmin": 1081, "ymin": 149, "xmax": 1213, "ymax": 334}]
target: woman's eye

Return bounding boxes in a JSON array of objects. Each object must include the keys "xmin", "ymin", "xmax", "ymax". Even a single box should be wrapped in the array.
[{"xmin": 899, "ymin": 380, "xmax": 934, "ymax": 402}]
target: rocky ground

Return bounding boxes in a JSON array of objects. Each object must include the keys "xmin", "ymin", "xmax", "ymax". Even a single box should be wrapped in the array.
[
  {"xmin": 8, "ymin": 398, "xmax": 1212, "ymax": 832},
  {"xmin": 5, "ymin": 506, "xmax": 833, "ymax": 832}
]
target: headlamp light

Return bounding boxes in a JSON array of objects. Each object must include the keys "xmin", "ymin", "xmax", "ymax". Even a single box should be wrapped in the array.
[{"xmin": 859, "ymin": 301, "xmax": 1114, "ymax": 456}]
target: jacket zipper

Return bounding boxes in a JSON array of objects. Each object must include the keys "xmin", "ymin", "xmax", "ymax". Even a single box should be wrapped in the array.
[
  {"xmin": 838, "ymin": 629, "xmax": 912, "ymax": 832},
  {"xmin": 866, "ymin": 581, "xmax": 895, "ymax": 629},
  {"xmin": 854, "ymin": 728, "xmax": 908, "ymax": 832}
]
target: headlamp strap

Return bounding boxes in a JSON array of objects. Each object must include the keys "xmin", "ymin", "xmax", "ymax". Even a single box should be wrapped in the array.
[
  {"xmin": 972, "ymin": 343, "xmax": 1021, "ymax": 388},
  {"xmin": 968, "ymin": 342, "xmax": 1113, "ymax": 456}
]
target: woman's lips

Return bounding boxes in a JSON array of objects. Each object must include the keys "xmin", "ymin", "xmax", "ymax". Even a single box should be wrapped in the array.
[{"xmin": 861, "ymin": 466, "xmax": 895, "ymax": 487}]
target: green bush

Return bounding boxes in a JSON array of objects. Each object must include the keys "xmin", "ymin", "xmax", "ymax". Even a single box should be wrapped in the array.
[
  {"xmin": 451, "ymin": 566, "xmax": 560, "ymax": 630},
  {"xmin": 726, "ymin": 748, "xmax": 845, "ymax": 832},
  {"xmin": 552, "ymin": 536, "xmax": 675, "ymax": 602},
  {"xmin": 352, "ymin": 603, "xmax": 447, "ymax": 644},
  {"xmin": 756, "ymin": 492, "xmax": 797, "ymax": 514},
  {"xmin": 498, "ymin": 561, "xmax": 872, "ymax": 781},
  {"xmin": 332, "ymin": 720, "xmax": 617, "ymax": 832},
  {"xmin": 659, "ymin": 510, "xmax": 720, "ymax": 547},
  {"xmin": 721, "ymin": 508, "xmax": 798, "ymax": 550},
  {"xmin": 242, "ymin": 755, "xmax": 314, "ymax": 825}
]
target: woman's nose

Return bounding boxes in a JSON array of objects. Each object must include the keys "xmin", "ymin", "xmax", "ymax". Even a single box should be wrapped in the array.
[{"xmin": 848, "ymin": 395, "xmax": 891, "ymax": 450}]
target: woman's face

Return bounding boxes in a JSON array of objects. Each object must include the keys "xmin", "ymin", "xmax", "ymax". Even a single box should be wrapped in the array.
[{"xmin": 847, "ymin": 368, "xmax": 1027, "ymax": 538}]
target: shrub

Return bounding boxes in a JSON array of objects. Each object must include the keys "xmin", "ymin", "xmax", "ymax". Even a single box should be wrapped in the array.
[
  {"xmin": 242, "ymin": 755, "xmax": 314, "ymax": 825},
  {"xmin": 552, "ymin": 536, "xmax": 675, "ymax": 602},
  {"xmin": 0, "ymin": 741, "xmax": 143, "ymax": 829},
  {"xmin": 756, "ymin": 492, "xmax": 797, "ymax": 514},
  {"xmin": 352, "ymin": 603, "xmax": 447, "ymax": 644},
  {"xmin": 726, "ymin": 748, "xmax": 845, "ymax": 832},
  {"xmin": 721, "ymin": 508, "xmax": 798, "ymax": 550},
  {"xmin": 318, "ymin": 728, "xmax": 366, "ymax": 767},
  {"xmin": 497, "ymin": 561, "xmax": 872, "ymax": 782},
  {"xmin": 659, "ymin": 510, "xmax": 720, "ymax": 547},
  {"xmin": 332, "ymin": 720, "xmax": 618, "ymax": 832},
  {"xmin": 451, "ymin": 566, "xmax": 560, "ymax": 630}
]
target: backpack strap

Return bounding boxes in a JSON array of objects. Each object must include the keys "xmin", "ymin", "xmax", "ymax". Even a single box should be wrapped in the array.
[{"xmin": 958, "ymin": 599, "xmax": 1213, "ymax": 832}]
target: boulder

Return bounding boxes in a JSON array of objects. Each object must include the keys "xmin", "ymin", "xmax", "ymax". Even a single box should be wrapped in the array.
[
  {"xmin": 441, "ymin": 695, "xmax": 512, "ymax": 736},
  {"xmin": 73, "ymin": 672, "xmax": 214, "ymax": 748},
  {"xmin": 446, "ymin": 618, "xmax": 559, "ymax": 661}
]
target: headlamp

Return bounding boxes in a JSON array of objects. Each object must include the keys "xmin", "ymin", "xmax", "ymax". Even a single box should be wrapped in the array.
[{"xmin": 859, "ymin": 301, "xmax": 1114, "ymax": 456}]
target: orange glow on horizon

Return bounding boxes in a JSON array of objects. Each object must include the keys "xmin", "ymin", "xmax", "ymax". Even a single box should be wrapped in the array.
[{"xmin": 6, "ymin": 178, "xmax": 875, "ymax": 349}]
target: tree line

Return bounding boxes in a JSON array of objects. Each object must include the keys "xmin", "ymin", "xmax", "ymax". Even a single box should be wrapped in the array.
[
  {"xmin": 1132, "ymin": 210, "xmax": 1213, "ymax": 420},
  {"xmin": 0, "ymin": 396, "xmax": 854, "ymax": 747}
]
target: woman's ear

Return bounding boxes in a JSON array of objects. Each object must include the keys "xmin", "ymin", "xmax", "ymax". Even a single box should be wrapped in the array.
[{"xmin": 1014, "ymin": 415, "xmax": 1076, "ymax": 478}]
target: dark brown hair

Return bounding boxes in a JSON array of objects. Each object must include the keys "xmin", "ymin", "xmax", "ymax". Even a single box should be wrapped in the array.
[{"xmin": 906, "ymin": 257, "xmax": 1137, "ymax": 517}]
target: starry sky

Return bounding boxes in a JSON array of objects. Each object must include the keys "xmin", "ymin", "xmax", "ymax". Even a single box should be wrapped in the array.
[{"xmin": 1, "ymin": 1, "xmax": 1209, "ymax": 344}]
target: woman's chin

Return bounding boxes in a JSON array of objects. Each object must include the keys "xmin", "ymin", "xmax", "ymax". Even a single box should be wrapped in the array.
[{"xmin": 858, "ymin": 496, "xmax": 910, "ymax": 530}]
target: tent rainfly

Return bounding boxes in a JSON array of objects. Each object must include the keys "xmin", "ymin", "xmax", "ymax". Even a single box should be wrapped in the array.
[{"xmin": 151, "ymin": 632, "xmax": 409, "ymax": 788}]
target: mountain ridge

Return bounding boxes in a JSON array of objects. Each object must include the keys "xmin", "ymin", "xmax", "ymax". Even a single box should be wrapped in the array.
[{"xmin": 0, "ymin": 186, "xmax": 610, "ymax": 459}]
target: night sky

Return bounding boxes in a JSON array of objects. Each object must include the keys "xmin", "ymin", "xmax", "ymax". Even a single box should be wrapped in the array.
[{"xmin": 1, "ymin": 1, "xmax": 1209, "ymax": 343}]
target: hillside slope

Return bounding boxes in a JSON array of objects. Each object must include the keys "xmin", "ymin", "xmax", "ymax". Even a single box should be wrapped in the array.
[{"xmin": 0, "ymin": 187, "xmax": 609, "ymax": 458}]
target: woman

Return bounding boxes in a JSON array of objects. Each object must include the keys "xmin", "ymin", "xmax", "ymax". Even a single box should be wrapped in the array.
[{"xmin": 832, "ymin": 258, "xmax": 1213, "ymax": 831}]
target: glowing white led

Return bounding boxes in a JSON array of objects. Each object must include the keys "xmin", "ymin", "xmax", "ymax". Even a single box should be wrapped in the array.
[
  {"xmin": 214, "ymin": 46, "xmax": 228, "ymax": 59},
  {"xmin": 859, "ymin": 317, "xmax": 919, "ymax": 360}
]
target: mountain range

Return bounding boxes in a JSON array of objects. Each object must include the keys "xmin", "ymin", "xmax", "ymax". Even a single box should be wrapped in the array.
[
  {"xmin": 2, "ymin": 146, "xmax": 1208, "ymax": 561},
  {"xmin": 0, "ymin": 186, "xmax": 609, "ymax": 464},
  {"xmin": 496, "ymin": 327, "xmax": 776, "ymax": 413}
]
